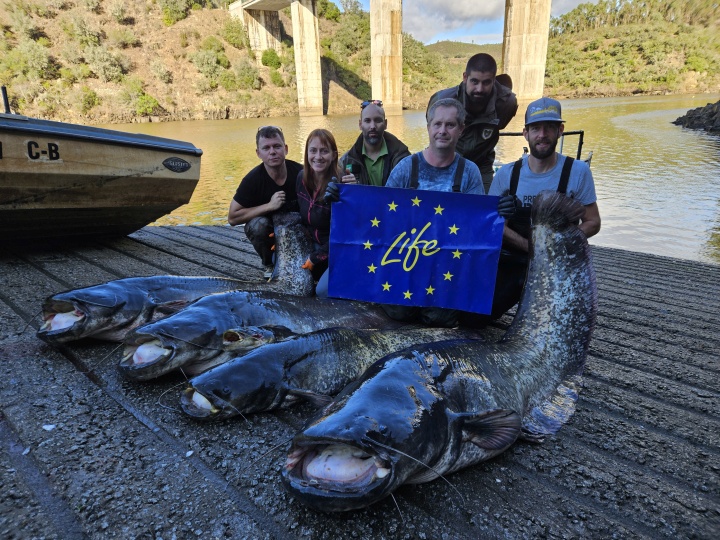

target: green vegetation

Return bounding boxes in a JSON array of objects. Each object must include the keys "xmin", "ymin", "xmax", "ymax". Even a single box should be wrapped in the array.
[{"xmin": 0, "ymin": 0, "xmax": 716, "ymax": 123}]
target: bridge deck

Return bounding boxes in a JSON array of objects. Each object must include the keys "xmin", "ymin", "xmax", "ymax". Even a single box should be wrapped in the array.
[{"xmin": 1, "ymin": 225, "xmax": 718, "ymax": 539}]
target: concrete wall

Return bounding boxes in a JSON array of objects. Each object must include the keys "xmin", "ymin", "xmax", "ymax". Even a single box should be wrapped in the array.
[
  {"xmin": 291, "ymin": 0, "xmax": 323, "ymax": 116},
  {"xmin": 370, "ymin": 0, "xmax": 403, "ymax": 115},
  {"xmin": 502, "ymin": 0, "xmax": 552, "ymax": 101},
  {"xmin": 244, "ymin": 10, "xmax": 282, "ymax": 54}
]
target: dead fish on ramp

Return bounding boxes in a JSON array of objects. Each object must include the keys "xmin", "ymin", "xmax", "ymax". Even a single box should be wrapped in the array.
[
  {"xmin": 281, "ymin": 191, "xmax": 597, "ymax": 511},
  {"xmin": 267, "ymin": 212, "xmax": 314, "ymax": 296},
  {"xmin": 180, "ymin": 326, "xmax": 482, "ymax": 420},
  {"xmin": 120, "ymin": 324, "xmax": 295, "ymax": 381},
  {"xmin": 119, "ymin": 290, "xmax": 404, "ymax": 380},
  {"xmin": 37, "ymin": 275, "xmax": 251, "ymax": 344}
]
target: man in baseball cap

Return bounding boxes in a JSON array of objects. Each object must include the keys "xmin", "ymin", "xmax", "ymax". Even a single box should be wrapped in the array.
[{"xmin": 461, "ymin": 97, "xmax": 601, "ymax": 328}]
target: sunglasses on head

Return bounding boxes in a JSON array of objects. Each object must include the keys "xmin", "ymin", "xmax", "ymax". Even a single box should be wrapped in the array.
[
  {"xmin": 258, "ymin": 125, "xmax": 283, "ymax": 132},
  {"xmin": 360, "ymin": 100, "xmax": 383, "ymax": 109}
]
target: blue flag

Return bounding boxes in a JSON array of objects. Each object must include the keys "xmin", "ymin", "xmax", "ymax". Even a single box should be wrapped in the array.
[{"xmin": 328, "ymin": 185, "xmax": 503, "ymax": 314}]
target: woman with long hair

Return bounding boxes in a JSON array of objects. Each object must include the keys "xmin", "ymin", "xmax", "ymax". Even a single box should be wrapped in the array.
[{"xmin": 296, "ymin": 129, "xmax": 342, "ymax": 293}]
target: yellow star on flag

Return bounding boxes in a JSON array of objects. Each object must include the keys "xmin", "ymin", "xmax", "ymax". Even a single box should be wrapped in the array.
[
  {"xmin": 368, "ymin": 264, "xmax": 377, "ymax": 273},
  {"xmin": 370, "ymin": 217, "xmax": 380, "ymax": 227},
  {"xmin": 411, "ymin": 196, "xmax": 422, "ymax": 206},
  {"xmin": 452, "ymin": 249, "xmax": 462, "ymax": 259},
  {"xmin": 363, "ymin": 240, "xmax": 372, "ymax": 250},
  {"xmin": 388, "ymin": 201, "xmax": 398, "ymax": 211},
  {"xmin": 444, "ymin": 271, "xmax": 453, "ymax": 281},
  {"xmin": 434, "ymin": 205, "xmax": 444, "ymax": 215},
  {"xmin": 403, "ymin": 290, "xmax": 413, "ymax": 299},
  {"xmin": 449, "ymin": 224, "xmax": 459, "ymax": 234},
  {"xmin": 426, "ymin": 285, "xmax": 435, "ymax": 295},
  {"xmin": 382, "ymin": 282, "xmax": 391, "ymax": 291}
]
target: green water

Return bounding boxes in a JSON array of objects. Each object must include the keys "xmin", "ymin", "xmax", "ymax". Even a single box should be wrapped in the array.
[{"xmin": 107, "ymin": 93, "xmax": 720, "ymax": 264}]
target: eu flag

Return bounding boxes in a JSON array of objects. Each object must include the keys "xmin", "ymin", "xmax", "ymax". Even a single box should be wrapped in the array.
[{"xmin": 328, "ymin": 185, "xmax": 503, "ymax": 314}]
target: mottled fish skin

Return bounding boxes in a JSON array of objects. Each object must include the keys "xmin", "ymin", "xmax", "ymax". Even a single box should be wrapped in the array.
[
  {"xmin": 119, "ymin": 290, "xmax": 404, "ymax": 381},
  {"xmin": 281, "ymin": 191, "xmax": 597, "ymax": 512},
  {"xmin": 180, "ymin": 326, "xmax": 482, "ymax": 420},
  {"xmin": 268, "ymin": 212, "xmax": 315, "ymax": 296},
  {"xmin": 119, "ymin": 324, "xmax": 296, "ymax": 381},
  {"xmin": 36, "ymin": 276, "xmax": 252, "ymax": 344}
]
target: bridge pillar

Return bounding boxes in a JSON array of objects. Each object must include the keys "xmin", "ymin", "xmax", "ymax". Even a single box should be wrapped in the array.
[
  {"xmin": 245, "ymin": 10, "xmax": 283, "ymax": 54},
  {"xmin": 291, "ymin": 0, "xmax": 323, "ymax": 116},
  {"xmin": 502, "ymin": 0, "xmax": 552, "ymax": 101},
  {"xmin": 370, "ymin": 0, "xmax": 402, "ymax": 115}
]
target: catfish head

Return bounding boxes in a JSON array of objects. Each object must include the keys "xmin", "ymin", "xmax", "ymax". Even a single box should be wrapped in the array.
[
  {"xmin": 282, "ymin": 349, "xmax": 522, "ymax": 512},
  {"xmin": 37, "ymin": 280, "xmax": 152, "ymax": 344}
]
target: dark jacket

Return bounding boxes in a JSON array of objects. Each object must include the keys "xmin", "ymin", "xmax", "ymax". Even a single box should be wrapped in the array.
[
  {"xmin": 428, "ymin": 80, "xmax": 518, "ymax": 173},
  {"xmin": 295, "ymin": 171, "xmax": 331, "ymax": 278},
  {"xmin": 339, "ymin": 131, "xmax": 411, "ymax": 186}
]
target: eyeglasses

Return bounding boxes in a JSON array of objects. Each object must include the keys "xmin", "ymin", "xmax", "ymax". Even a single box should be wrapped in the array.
[
  {"xmin": 360, "ymin": 100, "xmax": 383, "ymax": 109},
  {"xmin": 258, "ymin": 125, "xmax": 282, "ymax": 132}
]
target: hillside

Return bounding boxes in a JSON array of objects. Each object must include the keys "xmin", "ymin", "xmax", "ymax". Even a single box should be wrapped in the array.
[{"xmin": 0, "ymin": 1, "xmax": 718, "ymax": 124}]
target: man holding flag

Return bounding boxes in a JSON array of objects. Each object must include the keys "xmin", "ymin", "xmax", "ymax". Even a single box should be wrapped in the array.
[{"xmin": 325, "ymin": 97, "xmax": 518, "ymax": 328}]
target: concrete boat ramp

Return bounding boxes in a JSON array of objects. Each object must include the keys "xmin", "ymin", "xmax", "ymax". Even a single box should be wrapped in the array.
[{"xmin": 1, "ymin": 225, "xmax": 718, "ymax": 539}]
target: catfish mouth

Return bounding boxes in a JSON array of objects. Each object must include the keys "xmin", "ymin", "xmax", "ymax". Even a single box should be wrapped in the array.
[
  {"xmin": 283, "ymin": 442, "xmax": 393, "ymax": 506},
  {"xmin": 37, "ymin": 301, "xmax": 87, "ymax": 340},
  {"xmin": 180, "ymin": 387, "xmax": 223, "ymax": 419},
  {"xmin": 118, "ymin": 335, "xmax": 174, "ymax": 378}
]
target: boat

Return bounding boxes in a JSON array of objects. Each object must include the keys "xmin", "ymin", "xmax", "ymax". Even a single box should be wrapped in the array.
[{"xmin": 0, "ymin": 87, "xmax": 202, "ymax": 242}]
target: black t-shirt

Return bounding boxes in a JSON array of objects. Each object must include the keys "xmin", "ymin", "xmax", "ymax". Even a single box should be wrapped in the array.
[{"xmin": 233, "ymin": 160, "xmax": 303, "ymax": 210}]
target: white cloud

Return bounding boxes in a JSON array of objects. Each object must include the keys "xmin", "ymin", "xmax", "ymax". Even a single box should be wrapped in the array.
[{"xmin": 399, "ymin": 0, "xmax": 593, "ymax": 43}]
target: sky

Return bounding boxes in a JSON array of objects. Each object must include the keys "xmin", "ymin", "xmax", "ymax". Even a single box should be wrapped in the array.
[{"xmin": 355, "ymin": 0, "xmax": 595, "ymax": 44}]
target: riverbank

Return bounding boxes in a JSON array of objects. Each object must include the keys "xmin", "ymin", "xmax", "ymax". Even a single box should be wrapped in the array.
[{"xmin": 1, "ymin": 225, "xmax": 718, "ymax": 539}]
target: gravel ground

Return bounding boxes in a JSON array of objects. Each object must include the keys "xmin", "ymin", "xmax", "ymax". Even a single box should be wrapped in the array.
[{"xmin": 0, "ymin": 225, "xmax": 718, "ymax": 539}]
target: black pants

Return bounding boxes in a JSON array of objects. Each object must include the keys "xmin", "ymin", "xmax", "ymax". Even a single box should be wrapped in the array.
[
  {"xmin": 458, "ymin": 251, "xmax": 528, "ymax": 329},
  {"xmin": 244, "ymin": 216, "xmax": 275, "ymax": 266},
  {"xmin": 381, "ymin": 304, "xmax": 459, "ymax": 328}
]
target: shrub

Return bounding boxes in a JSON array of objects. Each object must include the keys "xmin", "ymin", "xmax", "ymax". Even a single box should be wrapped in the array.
[
  {"xmin": 151, "ymin": 60, "xmax": 173, "ymax": 83},
  {"xmin": 201, "ymin": 36, "xmax": 225, "ymax": 53},
  {"xmin": 218, "ymin": 70, "xmax": 238, "ymax": 91},
  {"xmin": 73, "ymin": 17, "xmax": 101, "ymax": 47},
  {"xmin": 85, "ymin": 46, "xmax": 124, "ymax": 82},
  {"xmin": 234, "ymin": 60, "xmax": 261, "ymax": 90},
  {"xmin": 82, "ymin": 0, "xmax": 101, "ymax": 13},
  {"xmin": 79, "ymin": 86, "xmax": 100, "ymax": 113},
  {"xmin": 221, "ymin": 18, "xmax": 246, "ymax": 49},
  {"xmin": 261, "ymin": 48, "xmax": 281, "ymax": 69},
  {"xmin": 109, "ymin": 29, "xmax": 140, "ymax": 49},
  {"xmin": 109, "ymin": 2, "xmax": 127, "ymax": 23},
  {"xmin": 269, "ymin": 68, "xmax": 284, "ymax": 87},
  {"xmin": 317, "ymin": 0, "xmax": 341, "ymax": 22},
  {"xmin": 161, "ymin": 0, "xmax": 192, "ymax": 26},
  {"xmin": 135, "ymin": 93, "xmax": 161, "ymax": 116},
  {"xmin": 190, "ymin": 49, "xmax": 222, "ymax": 80}
]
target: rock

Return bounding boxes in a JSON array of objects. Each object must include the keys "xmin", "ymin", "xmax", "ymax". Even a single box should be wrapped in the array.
[{"xmin": 672, "ymin": 100, "xmax": 720, "ymax": 133}]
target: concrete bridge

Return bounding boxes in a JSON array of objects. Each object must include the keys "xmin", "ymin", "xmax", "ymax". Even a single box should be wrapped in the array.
[{"xmin": 230, "ymin": 0, "xmax": 551, "ymax": 116}]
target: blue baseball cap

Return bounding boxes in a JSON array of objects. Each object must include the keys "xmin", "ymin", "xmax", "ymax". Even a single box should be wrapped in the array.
[{"xmin": 525, "ymin": 97, "xmax": 564, "ymax": 125}]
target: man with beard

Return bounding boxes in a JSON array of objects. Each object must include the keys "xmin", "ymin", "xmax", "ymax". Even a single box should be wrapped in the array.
[
  {"xmin": 477, "ymin": 97, "xmax": 601, "ymax": 324},
  {"xmin": 428, "ymin": 53, "xmax": 518, "ymax": 193},
  {"xmin": 339, "ymin": 100, "xmax": 410, "ymax": 186},
  {"xmin": 228, "ymin": 126, "xmax": 303, "ymax": 278}
]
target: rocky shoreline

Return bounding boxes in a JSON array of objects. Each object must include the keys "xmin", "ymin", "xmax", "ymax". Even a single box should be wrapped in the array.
[{"xmin": 673, "ymin": 100, "xmax": 720, "ymax": 133}]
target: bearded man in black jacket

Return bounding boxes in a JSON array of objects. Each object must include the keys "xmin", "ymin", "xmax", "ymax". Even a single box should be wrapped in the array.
[{"xmin": 339, "ymin": 100, "xmax": 410, "ymax": 186}]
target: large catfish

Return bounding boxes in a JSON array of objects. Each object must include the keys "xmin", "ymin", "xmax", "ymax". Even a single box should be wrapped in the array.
[
  {"xmin": 119, "ymin": 291, "xmax": 404, "ymax": 380},
  {"xmin": 267, "ymin": 211, "xmax": 314, "ymax": 296},
  {"xmin": 180, "ymin": 326, "xmax": 482, "ymax": 419},
  {"xmin": 282, "ymin": 192, "xmax": 597, "ymax": 511},
  {"xmin": 37, "ymin": 276, "xmax": 251, "ymax": 344}
]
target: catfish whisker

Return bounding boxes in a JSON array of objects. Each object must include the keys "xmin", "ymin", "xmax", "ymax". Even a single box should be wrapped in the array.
[
  {"xmin": 389, "ymin": 493, "xmax": 405, "ymax": 523},
  {"xmin": 225, "ymin": 435, "xmax": 294, "ymax": 489},
  {"xmin": 19, "ymin": 309, "xmax": 44, "ymax": 335},
  {"xmin": 156, "ymin": 381, "xmax": 190, "ymax": 413},
  {"xmin": 79, "ymin": 343, "xmax": 124, "ymax": 374},
  {"xmin": 361, "ymin": 436, "xmax": 466, "ymax": 509},
  {"xmin": 156, "ymin": 332, "xmax": 227, "ymax": 352}
]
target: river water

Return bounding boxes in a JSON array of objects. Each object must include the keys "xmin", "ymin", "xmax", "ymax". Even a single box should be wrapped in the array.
[{"xmin": 109, "ymin": 93, "xmax": 720, "ymax": 264}]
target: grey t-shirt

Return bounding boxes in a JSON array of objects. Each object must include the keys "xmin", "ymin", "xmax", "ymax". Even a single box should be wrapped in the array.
[
  {"xmin": 489, "ymin": 154, "xmax": 597, "ymax": 206},
  {"xmin": 386, "ymin": 151, "xmax": 485, "ymax": 194}
]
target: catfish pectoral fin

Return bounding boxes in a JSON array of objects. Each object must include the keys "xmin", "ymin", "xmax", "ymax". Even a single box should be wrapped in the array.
[
  {"xmin": 288, "ymin": 388, "xmax": 334, "ymax": 407},
  {"xmin": 518, "ymin": 429, "xmax": 545, "ymax": 444},
  {"xmin": 457, "ymin": 408, "xmax": 522, "ymax": 450}
]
